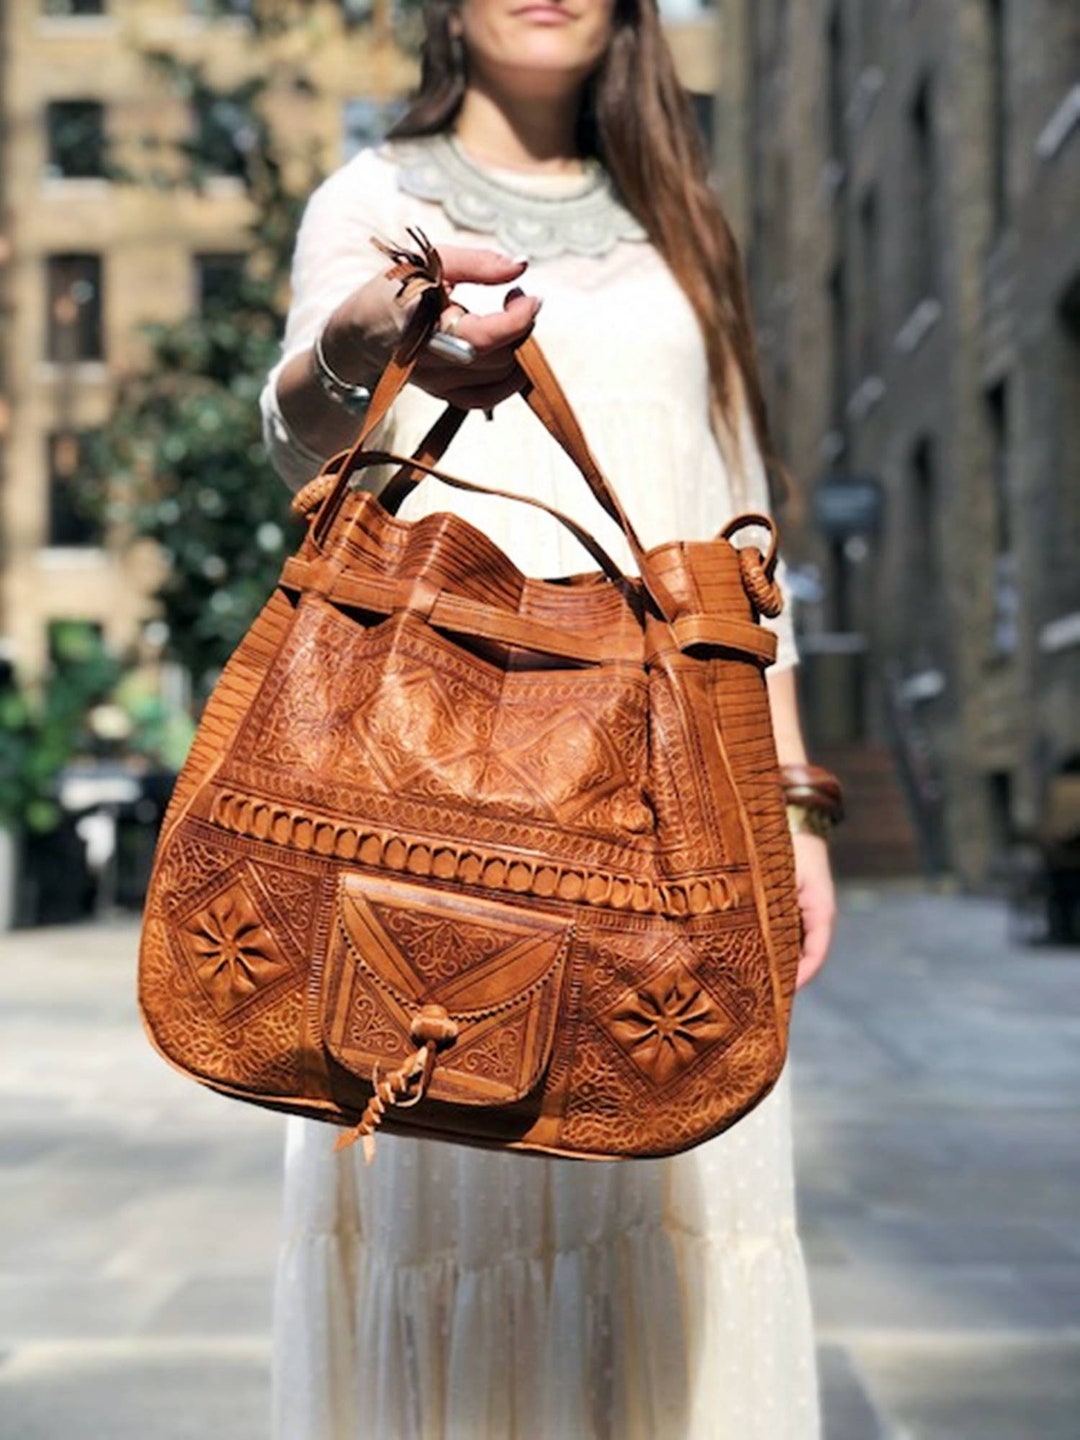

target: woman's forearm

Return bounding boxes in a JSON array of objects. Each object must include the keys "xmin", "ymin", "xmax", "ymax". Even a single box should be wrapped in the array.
[
  {"xmin": 275, "ymin": 291, "xmax": 399, "ymax": 458},
  {"xmin": 276, "ymin": 346, "xmax": 367, "ymax": 458},
  {"xmin": 274, "ymin": 251, "xmax": 541, "ymax": 459},
  {"xmin": 766, "ymin": 666, "xmax": 809, "ymax": 767}
]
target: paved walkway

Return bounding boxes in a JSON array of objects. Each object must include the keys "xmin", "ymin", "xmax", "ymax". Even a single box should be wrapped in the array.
[
  {"xmin": 793, "ymin": 884, "xmax": 1080, "ymax": 1438},
  {"xmin": 0, "ymin": 884, "xmax": 1077, "ymax": 1438}
]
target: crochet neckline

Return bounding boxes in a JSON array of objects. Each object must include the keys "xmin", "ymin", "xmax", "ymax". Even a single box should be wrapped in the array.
[{"xmin": 386, "ymin": 132, "xmax": 648, "ymax": 262}]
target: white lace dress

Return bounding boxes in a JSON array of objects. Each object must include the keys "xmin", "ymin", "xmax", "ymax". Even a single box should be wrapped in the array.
[{"xmin": 260, "ymin": 138, "xmax": 820, "ymax": 1440}]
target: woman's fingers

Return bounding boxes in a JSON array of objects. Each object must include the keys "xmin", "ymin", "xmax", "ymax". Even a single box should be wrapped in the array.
[
  {"xmin": 437, "ymin": 245, "xmax": 529, "ymax": 288},
  {"xmin": 413, "ymin": 287, "xmax": 539, "ymax": 408},
  {"xmin": 451, "ymin": 290, "xmax": 541, "ymax": 357},
  {"xmin": 404, "ymin": 247, "xmax": 540, "ymax": 411},
  {"xmin": 437, "ymin": 367, "xmax": 528, "ymax": 411},
  {"xmin": 792, "ymin": 833, "xmax": 837, "ymax": 990}
]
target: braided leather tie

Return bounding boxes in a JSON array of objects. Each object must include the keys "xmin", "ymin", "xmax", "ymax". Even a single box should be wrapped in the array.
[{"xmin": 334, "ymin": 1003, "xmax": 459, "ymax": 1161}]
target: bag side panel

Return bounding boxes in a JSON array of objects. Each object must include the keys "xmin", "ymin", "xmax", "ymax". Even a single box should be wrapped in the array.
[
  {"xmin": 707, "ymin": 657, "xmax": 801, "ymax": 1031},
  {"xmin": 140, "ymin": 588, "xmax": 337, "ymax": 1114},
  {"xmin": 158, "ymin": 586, "xmax": 301, "ymax": 837}
]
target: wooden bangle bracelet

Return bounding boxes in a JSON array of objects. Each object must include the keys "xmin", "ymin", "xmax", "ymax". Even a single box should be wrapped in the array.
[
  {"xmin": 779, "ymin": 763, "xmax": 844, "ymax": 824},
  {"xmin": 785, "ymin": 803, "xmax": 836, "ymax": 840}
]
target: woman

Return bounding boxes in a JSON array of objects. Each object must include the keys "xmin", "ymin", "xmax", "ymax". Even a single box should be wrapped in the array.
[{"xmin": 260, "ymin": 0, "xmax": 835, "ymax": 1434}]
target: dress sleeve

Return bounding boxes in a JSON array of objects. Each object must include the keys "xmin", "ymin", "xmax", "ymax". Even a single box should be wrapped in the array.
[
  {"xmin": 729, "ymin": 393, "xmax": 800, "ymax": 674},
  {"xmin": 259, "ymin": 149, "xmax": 401, "ymax": 492}
]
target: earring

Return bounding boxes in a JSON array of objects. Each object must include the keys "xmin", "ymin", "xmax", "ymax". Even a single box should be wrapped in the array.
[{"xmin": 449, "ymin": 29, "xmax": 466, "ymax": 76}]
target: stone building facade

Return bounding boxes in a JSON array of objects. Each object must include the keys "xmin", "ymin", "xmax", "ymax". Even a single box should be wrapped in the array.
[
  {"xmin": 715, "ymin": 0, "xmax": 1080, "ymax": 885},
  {"xmin": 0, "ymin": 0, "xmax": 417, "ymax": 682},
  {"xmin": 0, "ymin": 0, "xmax": 720, "ymax": 688}
]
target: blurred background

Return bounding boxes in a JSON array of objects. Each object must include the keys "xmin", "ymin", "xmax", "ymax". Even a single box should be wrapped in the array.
[
  {"xmin": 0, "ymin": 2, "xmax": 1077, "ymax": 1437},
  {"xmin": 2, "ymin": 0, "xmax": 1079, "ymax": 928}
]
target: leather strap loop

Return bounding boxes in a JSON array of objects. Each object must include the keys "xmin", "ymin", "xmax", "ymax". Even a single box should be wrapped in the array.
[
  {"xmin": 279, "ymin": 553, "xmax": 778, "ymax": 666},
  {"xmin": 292, "ymin": 405, "xmax": 470, "ymax": 521},
  {"xmin": 720, "ymin": 513, "xmax": 780, "ymax": 577}
]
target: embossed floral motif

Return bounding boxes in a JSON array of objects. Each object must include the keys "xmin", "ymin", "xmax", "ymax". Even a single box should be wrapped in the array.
[
  {"xmin": 183, "ymin": 882, "xmax": 290, "ymax": 1014},
  {"xmin": 603, "ymin": 959, "xmax": 736, "ymax": 1086}
]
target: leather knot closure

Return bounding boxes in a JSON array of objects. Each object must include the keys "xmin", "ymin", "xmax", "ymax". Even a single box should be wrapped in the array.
[
  {"xmin": 334, "ymin": 1002, "xmax": 459, "ymax": 1161},
  {"xmin": 410, "ymin": 1003, "xmax": 459, "ymax": 1049}
]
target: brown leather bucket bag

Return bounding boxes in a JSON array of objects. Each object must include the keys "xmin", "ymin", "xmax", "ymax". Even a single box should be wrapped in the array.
[{"xmin": 139, "ymin": 240, "xmax": 801, "ymax": 1161}]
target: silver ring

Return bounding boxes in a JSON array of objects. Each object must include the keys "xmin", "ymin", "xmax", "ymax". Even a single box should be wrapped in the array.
[{"xmin": 427, "ymin": 331, "xmax": 477, "ymax": 366}]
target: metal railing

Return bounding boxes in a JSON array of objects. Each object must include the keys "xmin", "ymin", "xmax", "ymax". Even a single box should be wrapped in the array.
[{"xmin": 880, "ymin": 658, "xmax": 949, "ymax": 876}]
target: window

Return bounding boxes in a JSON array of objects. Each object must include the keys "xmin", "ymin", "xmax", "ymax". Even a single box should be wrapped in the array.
[
  {"xmin": 986, "ymin": 770, "xmax": 1014, "ymax": 877},
  {"xmin": 658, "ymin": 0, "xmax": 717, "ymax": 15},
  {"xmin": 770, "ymin": 152, "xmax": 791, "ymax": 295},
  {"xmin": 194, "ymin": 253, "xmax": 246, "ymax": 315},
  {"xmin": 47, "ymin": 431, "xmax": 103, "ymax": 548},
  {"xmin": 189, "ymin": 0, "xmax": 252, "ymax": 16},
  {"xmin": 909, "ymin": 437, "xmax": 942, "ymax": 661},
  {"xmin": 858, "ymin": 188, "xmax": 880, "ymax": 376},
  {"xmin": 987, "ymin": 381, "xmax": 1011, "ymax": 557},
  {"xmin": 859, "ymin": 0, "xmax": 880, "ymax": 69},
  {"xmin": 986, "ymin": 379, "xmax": 1017, "ymax": 654},
  {"xmin": 987, "ymin": 0, "xmax": 1009, "ymax": 232},
  {"xmin": 772, "ymin": 356, "xmax": 791, "ymax": 465},
  {"xmin": 43, "ymin": 1, "xmax": 106, "ymax": 14},
  {"xmin": 46, "ymin": 254, "xmax": 103, "ymax": 362},
  {"xmin": 1056, "ymin": 273, "xmax": 1080, "ymax": 555},
  {"xmin": 747, "ymin": 4, "xmax": 779, "ymax": 297},
  {"xmin": 192, "ymin": 97, "xmax": 252, "ymax": 180},
  {"xmin": 46, "ymin": 101, "xmax": 105, "ymax": 180},
  {"xmin": 688, "ymin": 93, "xmax": 716, "ymax": 155},
  {"xmin": 908, "ymin": 78, "xmax": 937, "ymax": 306}
]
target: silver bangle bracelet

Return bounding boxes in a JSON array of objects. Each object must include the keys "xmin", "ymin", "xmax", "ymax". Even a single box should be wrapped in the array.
[{"xmin": 312, "ymin": 323, "xmax": 372, "ymax": 416}]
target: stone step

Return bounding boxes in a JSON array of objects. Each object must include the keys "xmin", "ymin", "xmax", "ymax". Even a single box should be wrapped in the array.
[{"xmin": 814, "ymin": 745, "xmax": 923, "ymax": 878}]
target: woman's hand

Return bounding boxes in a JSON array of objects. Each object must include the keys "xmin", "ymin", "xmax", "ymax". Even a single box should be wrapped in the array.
[
  {"xmin": 276, "ymin": 243, "xmax": 543, "ymax": 460},
  {"xmin": 323, "ymin": 244, "xmax": 542, "ymax": 412},
  {"xmin": 792, "ymin": 832, "xmax": 836, "ymax": 989}
]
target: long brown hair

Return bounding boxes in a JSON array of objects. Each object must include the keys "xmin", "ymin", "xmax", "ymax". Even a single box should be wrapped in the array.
[{"xmin": 388, "ymin": 0, "xmax": 789, "ymax": 507}]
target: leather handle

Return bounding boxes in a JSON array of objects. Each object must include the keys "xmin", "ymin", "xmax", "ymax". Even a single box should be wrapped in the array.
[
  {"xmin": 310, "ymin": 310, "xmax": 429, "ymax": 549},
  {"xmin": 372, "ymin": 339, "xmax": 628, "ymax": 536},
  {"xmin": 368, "ymin": 338, "xmax": 682, "ymax": 621},
  {"xmin": 310, "ymin": 329, "xmax": 683, "ymax": 620},
  {"xmin": 307, "ymin": 236, "xmax": 685, "ymax": 621},
  {"xmin": 346, "ymin": 448, "xmax": 630, "ymax": 587}
]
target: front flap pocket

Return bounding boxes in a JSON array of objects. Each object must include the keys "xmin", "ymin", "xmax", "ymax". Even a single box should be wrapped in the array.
[{"xmin": 323, "ymin": 872, "xmax": 573, "ymax": 1105}]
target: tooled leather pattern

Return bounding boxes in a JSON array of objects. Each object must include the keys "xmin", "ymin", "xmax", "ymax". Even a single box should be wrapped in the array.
[
  {"xmin": 324, "ymin": 881, "xmax": 570, "ymax": 1105},
  {"xmin": 372, "ymin": 905, "xmax": 511, "ymax": 988},
  {"xmin": 559, "ymin": 924, "xmax": 779, "ymax": 1154},
  {"xmin": 139, "ymin": 481, "xmax": 799, "ymax": 1161},
  {"xmin": 227, "ymin": 603, "xmax": 655, "ymax": 845},
  {"xmin": 602, "ymin": 957, "xmax": 741, "ymax": 1087},
  {"xmin": 182, "ymin": 880, "xmax": 292, "ymax": 1015}
]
